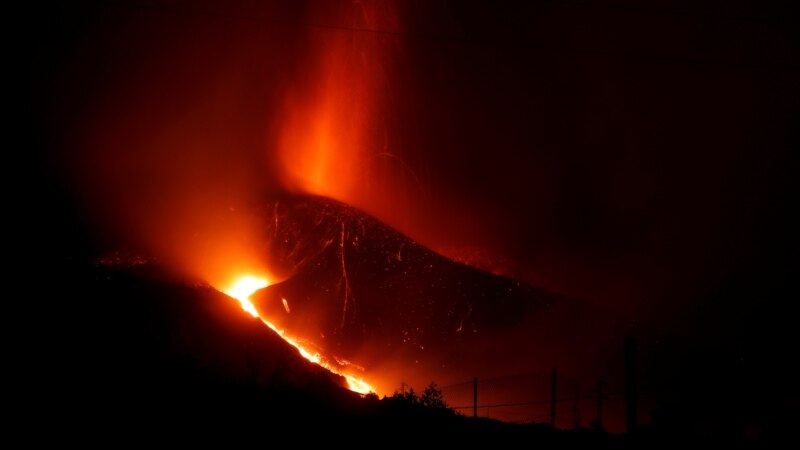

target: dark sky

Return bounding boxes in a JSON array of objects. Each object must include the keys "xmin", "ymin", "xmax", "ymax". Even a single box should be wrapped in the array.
[{"xmin": 18, "ymin": 0, "xmax": 797, "ymax": 343}]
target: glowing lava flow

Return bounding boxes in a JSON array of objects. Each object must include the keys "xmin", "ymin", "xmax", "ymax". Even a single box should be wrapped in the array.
[
  {"xmin": 225, "ymin": 276, "xmax": 265, "ymax": 317},
  {"xmin": 223, "ymin": 275, "xmax": 374, "ymax": 395}
]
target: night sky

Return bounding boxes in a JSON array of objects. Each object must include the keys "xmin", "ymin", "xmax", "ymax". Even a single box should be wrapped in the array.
[{"xmin": 15, "ymin": 0, "xmax": 797, "ymax": 434}]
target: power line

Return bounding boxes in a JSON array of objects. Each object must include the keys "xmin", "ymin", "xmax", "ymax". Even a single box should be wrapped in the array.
[
  {"xmin": 450, "ymin": 392, "xmax": 618, "ymax": 410},
  {"xmin": 439, "ymin": 380, "xmax": 475, "ymax": 390},
  {"xmin": 441, "ymin": 370, "xmax": 551, "ymax": 390},
  {"xmin": 530, "ymin": 407, "xmax": 575, "ymax": 421}
]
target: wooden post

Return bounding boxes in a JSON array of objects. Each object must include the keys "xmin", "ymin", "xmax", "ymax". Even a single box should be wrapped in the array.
[
  {"xmin": 473, "ymin": 376, "xmax": 478, "ymax": 417},
  {"xmin": 596, "ymin": 380, "xmax": 604, "ymax": 427},
  {"xmin": 625, "ymin": 338, "xmax": 638, "ymax": 433},
  {"xmin": 551, "ymin": 368, "xmax": 557, "ymax": 426}
]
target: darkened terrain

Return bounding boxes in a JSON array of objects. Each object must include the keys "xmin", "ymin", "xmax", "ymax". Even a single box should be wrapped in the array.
[
  {"xmin": 15, "ymin": 194, "xmax": 789, "ymax": 439},
  {"xmin": 20, "ymin": 252, "xmax": 781, "ymax": 441},
  {"xmin": 21, "ymin": 259, "xmax": 620, "ymax": 439}
]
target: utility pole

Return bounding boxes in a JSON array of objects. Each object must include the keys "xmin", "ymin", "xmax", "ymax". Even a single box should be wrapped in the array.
[
  {"xmin": 472, "ymin": 376, "xmax": 478, "ymax": 417},
  {"xmin": 625, "ymin": 337, "xmax": 638, "ymax": 433},
  {"xmin": 550, "ymin": 368, "xmax": 557, "ymax": 427},
  {"xmin": 595, "ymin": 380, "xmax": 605, "ymax": 428}
]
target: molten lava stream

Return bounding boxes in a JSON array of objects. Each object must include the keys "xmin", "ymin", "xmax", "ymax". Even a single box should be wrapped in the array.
[{"xmin": 222, "ymin": 275, "xmax": 374, "ymax": 395}]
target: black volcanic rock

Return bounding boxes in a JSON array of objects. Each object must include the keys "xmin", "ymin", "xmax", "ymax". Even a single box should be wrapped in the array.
[{"xmin": 251, "ymin": 195, "xmax": 622, "ymax": 394}]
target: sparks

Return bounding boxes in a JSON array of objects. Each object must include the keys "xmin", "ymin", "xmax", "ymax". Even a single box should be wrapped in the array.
[{"xmin": 222, "ymin": 275, "xmax": 374, "ymax": 395}]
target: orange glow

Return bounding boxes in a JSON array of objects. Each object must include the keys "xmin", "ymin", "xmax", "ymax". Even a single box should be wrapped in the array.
[
  {"xmin": 225, "ymin": 275, "xmax": 268, "ymax": 317},
  {"xmin": 221, "ymin": 275, "xmax": 374, "ymax": 395},
  {"xmin": 277, "ymin": 2, "xmax": 421, "ymax": 233}
]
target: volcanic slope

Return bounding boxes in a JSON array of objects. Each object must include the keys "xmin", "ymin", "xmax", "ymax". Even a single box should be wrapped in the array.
[{"xmin": 252, "ymin": 195, "xmax": 622, "ymax": 395}]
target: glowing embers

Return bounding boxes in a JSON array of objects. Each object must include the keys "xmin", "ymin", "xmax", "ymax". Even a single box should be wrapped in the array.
[{"xmin": 221, "ymin": 275, "xmax": 374, "ymax": 395}]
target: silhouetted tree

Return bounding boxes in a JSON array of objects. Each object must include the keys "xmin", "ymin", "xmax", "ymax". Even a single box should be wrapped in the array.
[
  {"xmin": 391, "ymin": 382, "xmax": 453, "ymax": 415},
  {"xmin": 420, "ymin": 382, "xmax": 447, "ymax": 409},
  {"xmin": 393, "ymin": 385, "xmax": 419, "ymax": 404}
]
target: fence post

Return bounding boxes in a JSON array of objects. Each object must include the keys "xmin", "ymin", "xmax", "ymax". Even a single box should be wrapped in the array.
[
  {"xmin": 551, "ymin": 368, "xmax": 557, "ymax": 426},
  {"xmin": 625, "ymin": 337, "xmax": 638, "ymax": 433},
  {"xmin": 473, "ymin": 376, "xmax": 478, "ymax": 417}
]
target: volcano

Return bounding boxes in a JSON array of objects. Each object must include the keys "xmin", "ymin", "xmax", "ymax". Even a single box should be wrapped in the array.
[
  {"xmin": 250, "ymin": 195, "xmax": 623, "ymax": 397},
  {"xmin": 30, "ymin": 193, "xmax": 624, "ymax": 429}
]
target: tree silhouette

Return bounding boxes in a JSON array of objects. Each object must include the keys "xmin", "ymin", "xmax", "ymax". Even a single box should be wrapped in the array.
[
  {"xmin": 393, "ymin": 385, "xmax": 419, "ymax": 404},
  {"xmin": 391, "ymin": 382, "xmax": 453, "ymax": 415},
  {"xmin": 420, "ymin": 382, "xmax": 447, "ymax": 409}
]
